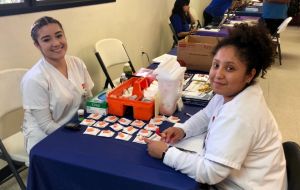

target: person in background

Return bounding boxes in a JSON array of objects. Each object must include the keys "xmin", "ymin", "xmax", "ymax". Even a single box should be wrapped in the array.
[
  {"xmin": 262, "ymin": 0, "xmax": 288, "ymax": 35},
  {"xmin": 21, "ymin": 16, "xmax": 94, "ymax": 153},
  {"xmin": 170, "ymin": 0, "xmax": 196, "ymax": 40},
  {"xmin": 145, "ymin": 23, "xmax": 287, "ymax": 189},
  {"xmin": 203, "ymin": 0, "xmax": 233, "ymax": 26}
]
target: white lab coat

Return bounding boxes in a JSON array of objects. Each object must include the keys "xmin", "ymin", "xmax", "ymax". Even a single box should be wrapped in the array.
[
  {"xmin": 164, "ymin": 83, "xmax": 287, "ymax": 190},
  {"xmin": 21, "ymin": 55, "xmax": 94, "ymax": 153}
]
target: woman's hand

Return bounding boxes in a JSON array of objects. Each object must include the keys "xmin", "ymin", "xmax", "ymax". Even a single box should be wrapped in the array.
[
  {"xmin": 144, "ymin": 138, "xmax": 169, "ymax": 159},
  {"xmin": 160, "ymin": 127, "xmax": 185, "ymax": 144},
  {"xmin": 189, "ymin": 28, "xmax": 197, "ymax": 35}
]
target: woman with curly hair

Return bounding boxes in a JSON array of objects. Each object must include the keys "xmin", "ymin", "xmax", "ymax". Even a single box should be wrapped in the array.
[
  {"xmin": 145, "ymin": 23, "xmax": 287, "ymax": 189},
  {"xmin": 170, "ymin": 0, "xmax": 196, "ymax": 40}
]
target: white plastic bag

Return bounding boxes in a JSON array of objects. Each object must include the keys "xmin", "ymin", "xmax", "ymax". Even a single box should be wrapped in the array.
[{"xmin": 154, "ymin": 57, "xmax": 186, "ymax": 115}]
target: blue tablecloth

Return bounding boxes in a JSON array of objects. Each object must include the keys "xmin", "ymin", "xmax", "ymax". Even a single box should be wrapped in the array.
[{"xmin": 27, "ymin": 103, "xmax": 204, "ymax": 190}]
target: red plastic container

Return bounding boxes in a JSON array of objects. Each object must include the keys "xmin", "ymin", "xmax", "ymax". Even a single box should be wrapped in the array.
[{"xmin": 107, "ymin": 77, "xmax": 154, "ymax": 120}]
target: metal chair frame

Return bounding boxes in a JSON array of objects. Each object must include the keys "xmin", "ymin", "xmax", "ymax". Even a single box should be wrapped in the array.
[
  {"xmin": 0, "ymin": 68, "xmax": 29, "ymax": 190},
  {"xmin": 272, "ymin": 17, "xmax": 293, "ymax": 65},
  {"xmin": 94, "ymin": 38, "xmax": 135, "ymax": 89},
  {"xmin": 283, "ymin": 141, "xmax": 300, "ymax": 190},
  {"xmin": 168, "ymin": 20, "xmax": 179, "ymax": 48}
]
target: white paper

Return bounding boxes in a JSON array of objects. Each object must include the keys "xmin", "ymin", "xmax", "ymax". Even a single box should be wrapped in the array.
[
  {"xmin": 152, "ymin": 54, "xmax": 177, "ymax": 63},
  {"xmin": 198, "ymin": 28, "xmax": 220, "ymax": 33},
  {"xmin": 172, "ymin": 133, "xmax": 206, "ymax": 153}
]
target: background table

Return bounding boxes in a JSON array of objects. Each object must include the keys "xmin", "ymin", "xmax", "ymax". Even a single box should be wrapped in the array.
[
  {"xmin": 196, "ymin": 28, "xmax": 228, "ymax": 37},
  {"xmin": 235, "ymin": 5, "xmax": 263, "ymax": 17}
]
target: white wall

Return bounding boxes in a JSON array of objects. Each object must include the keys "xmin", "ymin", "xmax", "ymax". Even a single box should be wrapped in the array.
[
  {"xmin": 190, "ymin": 0, "xmax": 211, "ymax": 25},
  {"xmin": 0, "ymin": 0, "xmax": 205, "ymax": 93},
  {"xmin": 0, "ymin": 0, "xmax": 208, "ymax": 136}
]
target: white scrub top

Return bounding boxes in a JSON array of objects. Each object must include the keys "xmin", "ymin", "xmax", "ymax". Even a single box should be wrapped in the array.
[
  {"xmin": 164, "ymin": 83, "xmax": 287, "ymax": 190},
  {"xmin": 21, "ymin": 55, "xmax": 94, "ymax": 153}
]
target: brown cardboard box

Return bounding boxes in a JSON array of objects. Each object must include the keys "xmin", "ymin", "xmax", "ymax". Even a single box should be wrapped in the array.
[{"xmin": 177, "ymin": 35, "xmax": 222, "ymax": 72}]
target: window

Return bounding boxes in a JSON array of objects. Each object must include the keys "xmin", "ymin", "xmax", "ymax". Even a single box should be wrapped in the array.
[{"xmin": 0, "ymin": 0, "xmax": 115, "ymax": 16}]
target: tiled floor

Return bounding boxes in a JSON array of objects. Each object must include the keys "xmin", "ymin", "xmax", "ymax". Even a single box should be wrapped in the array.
[
  {"xmin": 259, "ymin": 26, "xmax": 300, "ymax": 144},
  {"xmin": 0, "ymin": 26, "xmax": 299, "ymax": 190}
]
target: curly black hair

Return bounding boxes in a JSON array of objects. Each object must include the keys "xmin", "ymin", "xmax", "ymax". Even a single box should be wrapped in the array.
[
  {"xmin": 171, "ymin": 0, "xmax": 190, "ymax": 22},
  {"xmin": 212, "ymin": 23, "xmax": 275, "ymax": 83}
]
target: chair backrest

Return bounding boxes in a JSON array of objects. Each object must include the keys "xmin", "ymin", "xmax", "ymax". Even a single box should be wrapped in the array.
[
  {"xmin": 277, "ymin": 17, "xmax": 293, "ymax": 34},
  {"xmin": 168, "ymin": 20, "xmax": 179, "ymax": 47},
  {"xmin": 94, "ymin": 38, "xmax": 135, "ymax": 88},
  {"xmin": 95, "ymin": 38, "xmax": 130, "ymax": 68},
  {"xmin": 283, "ymin": 141, "xmax": 300, "ymax": 190},
  {"xmin": 0, "ymin": 68, "xmax": 28, "ymax": 119}
]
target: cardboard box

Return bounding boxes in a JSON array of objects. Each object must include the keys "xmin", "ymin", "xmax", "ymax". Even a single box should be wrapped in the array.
[
  {"xmin": 177, "ymin": 35, "xmax": 222, "ymax": 72},
  {"xmin": 86, "ymin": 90, "xmax": 108, "ymax": 115}
]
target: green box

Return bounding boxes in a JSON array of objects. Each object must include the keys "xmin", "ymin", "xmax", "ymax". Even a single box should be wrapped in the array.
[{"xmin": 86, "ymin": 90, "xmax": 108, "ymax": 115}]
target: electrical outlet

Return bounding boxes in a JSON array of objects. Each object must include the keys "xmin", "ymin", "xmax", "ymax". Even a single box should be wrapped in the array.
[{"xmin": 140, "ymin": 46, "xmax": 145, "ymax": 55}]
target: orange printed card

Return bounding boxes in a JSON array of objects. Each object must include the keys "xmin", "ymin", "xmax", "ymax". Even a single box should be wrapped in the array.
[
  {"xmin": 104, "ymin": 115, "xmax": 119, "ymax": 123},
  {"xmin": 118, "ymin": 118, "xmax": 132, "ymax": 126},
  {"xmin": 137, "ymin": 129, "xmax": 152, "ymax": 137},
  {"xmin": 93, "ymin": 121, "xmax": 109, "ymax": 129},
  {"xmin": 131, "ymin": 120, "xmax": 145, "ymax": 128},
  {"xmin": 122, "ymin": 126, "xmax": 138, "ymax": 135},
  {"xmin": 144, "ymin": 124, "xmax": 158, "ymax": 131},
  {"xmin": 83, "ymin": 127, "xmax": 100, "ymax": 136},
  {"xmin": 87, "ymin": 113, "xmax": 102, "ymax": 120},
  {"xmin": 167, "ymin": 116, "xmax": 180, "ymax": 123},
  {"xmin": 98, "ymin": 130, "xmax": 114, "ymax": 137},
  {"xmin": 80, "ymin": 119, "xmax": 96, "ymax": 126},
  {"xmin": 115, "ymin": 132, "xmax": 132, "ymax": 141},
  {"xmin": 110, "ymin": 123, "xmax": 124, "ymax": 131},
  {"xmin": 133, "ymin": 135, "xmax": 146, "ymax": 144}
]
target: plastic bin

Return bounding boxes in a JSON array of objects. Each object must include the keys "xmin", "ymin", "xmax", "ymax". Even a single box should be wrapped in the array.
[{"xmin": 107, "ymin": 77, "xmax": 154, "ymax": 120}]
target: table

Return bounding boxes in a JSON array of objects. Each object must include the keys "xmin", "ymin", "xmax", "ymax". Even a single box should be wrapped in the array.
[
  {"xmin": 196, "ymin": 28, "xmax": 228, "ymax": 37},
  {"xmin": 235, "ymin": 5, "xmax": 263, "ymax": 17},
  {"xmin": 222, "ymin": 15, "xmax": 260, "ymax": 28},
  {"xmin": 27, "ymin": 62, "xmax": 207, "ymax": 189},
  {"xmin": 27, "ymin": 105, "xmax": 204, "ymax": 190}
]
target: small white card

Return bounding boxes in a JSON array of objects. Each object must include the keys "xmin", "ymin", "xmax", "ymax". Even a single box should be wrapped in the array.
[
  {"xmin": 133, "ymin": 135, "xmax": 146, "ymax": 144},
  {"xmin": 110, "ymin": 123, "xmax": 124, "ymax": 131},
  {"xmin": 93, "ymin": 121, "xmax": 109, "ymax": 128},
  {"xmin": 80, "ymin": 119, "xmax": 96, "ymax": 126},
  {"xmin": 87, "ymin": 113, "xmax": 102, "ymax": 120},
  {"xmin": 148, "ymin": 133, "xmax": 162, "ymax": 141},
  {"xmin": 131, "ymin": 120, "xmax": 145, "ymax": 128},
  {"xmin": 149, "ymin": 118, "xmax": 163, "ymax": 125},
  {"xmin": 122, "ymin": 126, "xmax": 138, "ymax": 135},
  {"xmin": 137, "ymin": 129, "xmax": 152, "ymax": 137},
  {"xmin": 83, "ymin": 127, "xmax": 100, "ymax": 136},
  {"xmin": 118, "ymin": 118, "xmax": 132, "ymax": 126},
  {"xmin": 98, "ymin": 129, "xmax": 115, "ymax": 137},
  {"xmin": 104, "ymin": 115, "xmax": 119, "ymax": 123},
  {"xmin": 167, "ymin": 116, "xmax": 180, "ymax": 123},
  {"xmin": 144, "ymin": 124, "xmax": 158, "ymax": 131},
  {"xmin": 115, "ymin": 132, "xmax": 132, "ymax": 141}
]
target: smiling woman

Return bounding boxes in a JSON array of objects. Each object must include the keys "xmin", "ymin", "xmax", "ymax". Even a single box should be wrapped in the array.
[
  {"xmin": 21, "ymin": 16, "xmax": 94, "ymax": 154},
  {"xmin": 0, "ymin": 0, "xmax": 115, "ymax": 16},
  {"xmin": 145, "ymin": 23, "xmax": 287, "ymax": 190}
]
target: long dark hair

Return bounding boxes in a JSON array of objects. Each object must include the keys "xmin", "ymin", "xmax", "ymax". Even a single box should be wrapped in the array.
[{"xmin": 171, "ymin": 0, "xmax": 190, "ymax": 22}]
